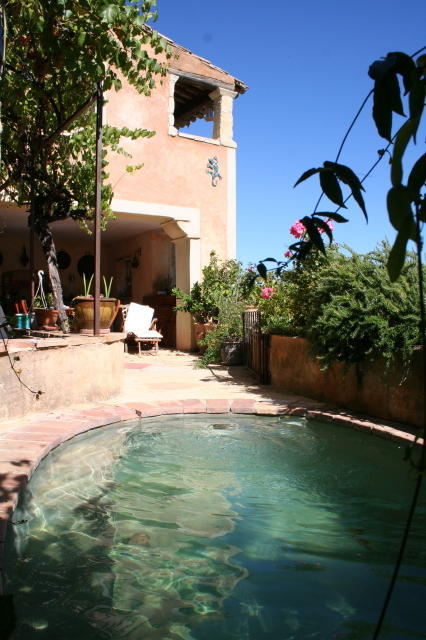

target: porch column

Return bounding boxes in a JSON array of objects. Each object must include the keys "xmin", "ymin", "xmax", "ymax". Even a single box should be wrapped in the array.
[
  {"xmin": 161, "ymin": 215, "xmax": 201, "ymax": 351},
  {"xmin": 173, "ymin": 236, "xmax": 201, "ymax": 351},
  {"xmin": 208, "ymin": 87, "xmax": 238, "ymax": 147}
]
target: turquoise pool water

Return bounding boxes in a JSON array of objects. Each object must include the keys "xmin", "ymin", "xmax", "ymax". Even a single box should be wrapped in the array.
[{"xmin": 6, "ymin": 415, "xmax": 426, "ymax": 639}]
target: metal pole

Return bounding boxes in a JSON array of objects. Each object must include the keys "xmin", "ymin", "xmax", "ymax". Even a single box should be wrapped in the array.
[
  {"xmin": 29, "ymin": 194, "xmax": 35, "ymax": 309},
  {"xmin": 93, "ymin": 83, "xmax": 103, "ymax": 336}
]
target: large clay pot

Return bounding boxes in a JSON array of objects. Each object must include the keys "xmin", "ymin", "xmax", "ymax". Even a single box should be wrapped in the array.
[
  {"xmin": 34, "ymin": 308, "xmax": 59, "ymax": 331},
  {"xmin": 72, "ymin": 297, "xmax": 119, "ymax": 334},
  {"xmin": 193, "ymin": 321, "xmax": 215, "ymax": 353}
]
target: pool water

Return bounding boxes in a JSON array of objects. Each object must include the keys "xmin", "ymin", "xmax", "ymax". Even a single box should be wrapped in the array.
[{"xmin": 6, "ymin": 415, "xmax": 426, "ymax": 639}]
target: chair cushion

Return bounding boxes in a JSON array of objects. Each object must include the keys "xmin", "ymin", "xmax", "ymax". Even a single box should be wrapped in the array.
[{"xmin": 124, "ymin": 303, "xmax": 163, "ymax": 339}]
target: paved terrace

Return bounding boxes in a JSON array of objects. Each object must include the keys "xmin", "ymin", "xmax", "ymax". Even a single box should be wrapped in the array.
[{"xmin": 0, "ymin": 348, "xmax": 423, "ymax": 580}]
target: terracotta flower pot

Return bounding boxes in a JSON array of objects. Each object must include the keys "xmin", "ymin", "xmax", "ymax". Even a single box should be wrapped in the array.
[
  {"xmin": 193, "ymin": 321, "xmax": 215, "ymax": 353},
  {"xmin": 34, "ymin": 308, "xmax": 59, "ymax": 331},
  {"xmin": 72, "ymin": 297, "xmax": 119, "ymax": 334}
]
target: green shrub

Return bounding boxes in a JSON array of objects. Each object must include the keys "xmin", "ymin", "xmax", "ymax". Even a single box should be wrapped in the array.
[
  {"xmin": 199, "ymin": 288, "xmax": 246, "ymax": 366},
  {"xmin": 258, "ymin": 251, "xmax": 328, "ymax": 336},
  {"xmin": 305, "ymin": 244, "xmax": 420, "ymax": 367},
  {"xmin": 173, "ymin": 252, "xmax": 246, "ymax": 323},
  {"xmin": 258, "ymin": 243, "xmax": 420, "ymax": 368}
]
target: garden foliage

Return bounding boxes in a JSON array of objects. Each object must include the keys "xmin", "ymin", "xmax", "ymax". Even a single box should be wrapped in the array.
[
  {"xmin": 259, "ymin": 244, "xmax": 420, "ymax": 368},
  {"xmin": 173, "ymin": 252, "xmax": 251, "ymax": 365}
]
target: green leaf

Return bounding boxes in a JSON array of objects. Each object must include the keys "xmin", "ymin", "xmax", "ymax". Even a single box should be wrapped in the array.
[
  {"xmin": 323, "ymin": 161, "xmax": 364, "ymax": 192},
  {"xmin": 389, "ymin": 51, "xmax": 416, "ymax": 93},
  {"xmin": 301, "ymin": 216, "xmax": 326, "ymax": 254},
  {"xmin": 407, "ymin": 153, "xmax": 426, "ymax": 200},
  {"xmin": 257, "ymin": 262, "xmax": 267, "ymax": 279},
  {"xmin": 387, "ymin": 231, "xmax": 408, "ymax": 281},
  {"xmin": 296, "ymin": 240, "xmax": 314, "ymax": 261},
  {"xmin": 372, "ymin": 78, "xmax": 393, "ymax": 141},
  {"xmin": 418, "ymin": 198, "xmax": 426, "ymax": 223},
  {"xmin": 388, "ymin": 72, "xmax": 405, "ymax": 116},
  {"xmin": 351, "ymin": 186, "xmax": 368, "ymax": 222},
  {"xmin": 312, "ymin": 216, "xmax": 333, "ymax": 243},
  {"xmin": 101, "ymin": 4, "xmax": 119, "ymax": 23},
  {"xmin": 77, "ymin": 30, "xmax": 86, "ymax": 46},
  {"xmin": 387, "ymin": 185, "xmax": 415, "ymax": 240},
  {"xmin": 391, "ymin": 117, "xmax": 421, "ymax": 186},
  {"xmin": 316, "ymin": 211, "xmax": 349, "ymax": 223},
  {"xmin": 294, "ymin": 167, "xmax": 319, "ymax": 187},
  {"xmin": 408, "ymin": 74, "xmax": 425, "ymax": 125},
  {"xmin": 319, "ymin": 170, "xmax": 346, "ymax": 208}
]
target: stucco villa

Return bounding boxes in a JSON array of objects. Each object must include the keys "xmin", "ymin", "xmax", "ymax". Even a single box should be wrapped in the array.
[{"xmin": 0, "ymin": 34, "xmax": 247, "ymax": 350}]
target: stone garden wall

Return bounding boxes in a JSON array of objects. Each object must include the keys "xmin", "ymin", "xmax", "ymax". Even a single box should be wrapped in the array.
[
  {"xmin": 269, "ymin": 335, "xmax": 423, "ymax": 428},
  {"xmin": 0, "ymin": 334, "xmax": 125, "ymax": 420}
]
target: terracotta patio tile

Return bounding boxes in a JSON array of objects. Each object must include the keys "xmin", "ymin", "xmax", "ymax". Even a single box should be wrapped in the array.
[
  {"xmin": 0, "ymin": 431, "xmax": 54, "ymax": 443},
  {"xmin": 125, "ymin": 402, "xmax": 164, "ymax": 418},
  {"xmin": 157, "ymin": 401, "xmax": 184, "ymax": 415},
  {"xmin": 181, "ymin": 399, "xmax": 206, "ymax": 414},
  {"xmin": 307, "ymin": 410, "xmax": 337, "ymax": 423},
  {"xmin": 0, "ymin": 471, "xmax": 28, "ymax": 488},
  {"xmin": 0, "ymin": 451, "xmax": 45, "ymax": 470},
  {"xmin": 205, "ymin": 399, "xmax": 231, "ymax": 414},
  {"xmin": 287, "ymin": 406, "xmax": 307, "ymax": 416},
  {"xmin": 230, "ymin": 399, "xmax": 256, "ymax": 414},
  {"xmin": 254, "ymin": 401, "xmax": 289, "ymax": 415},
  {"xmin": 0, "ymin": 462, "xmax": 31, "ymax": 476},
  {"xmin": 101, "ymin": 405, "xmax": 138, "ymax": 421}
]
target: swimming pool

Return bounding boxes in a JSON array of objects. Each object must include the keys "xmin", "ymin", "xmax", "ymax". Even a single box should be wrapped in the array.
[{"xmin": 5, "ymin": 414, "xmax": 426, "ymax": 639}]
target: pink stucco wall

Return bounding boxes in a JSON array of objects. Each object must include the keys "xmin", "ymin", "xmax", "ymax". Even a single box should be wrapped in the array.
[{"xmin": 104, "ymin": 44, "xmax": 239, "ymax": 267}]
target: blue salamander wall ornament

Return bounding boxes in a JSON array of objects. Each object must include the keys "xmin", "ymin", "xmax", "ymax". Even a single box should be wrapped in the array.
[{"xmin": 206, "ymin": 156, "xmax": 222, "ymax": 187}]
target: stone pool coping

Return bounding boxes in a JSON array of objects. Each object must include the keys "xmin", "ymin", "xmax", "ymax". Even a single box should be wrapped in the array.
[{"xmin": 0, "ymin": 397, "xmax": 423, "ymax": 588}]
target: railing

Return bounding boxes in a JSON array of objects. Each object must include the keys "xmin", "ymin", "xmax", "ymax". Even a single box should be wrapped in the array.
[{"xmin": 244, "ymin": 309, "xmax": 270, "ymax": 384}]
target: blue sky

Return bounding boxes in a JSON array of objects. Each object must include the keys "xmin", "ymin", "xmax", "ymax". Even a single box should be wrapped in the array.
[{"xmin": 154, "ymin": 1, "xmax": 425, "ymax": 266}]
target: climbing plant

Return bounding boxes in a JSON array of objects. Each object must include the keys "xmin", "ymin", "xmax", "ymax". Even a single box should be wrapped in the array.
[
  {"xmin": 256, "ymin": 48, "xmax": 425, "ymax": 640},
  {"xmin": 257, "ymin": 49, "xmax": 425, "ymax": 277}
]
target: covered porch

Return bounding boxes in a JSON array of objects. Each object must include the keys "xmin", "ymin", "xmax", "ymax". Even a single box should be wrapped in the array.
[{"xmin": 0, "ymin": 199, "xmax": 202, "ymax": 350}]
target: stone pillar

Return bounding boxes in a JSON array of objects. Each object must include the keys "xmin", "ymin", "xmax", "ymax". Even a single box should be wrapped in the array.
[
  {"xmin": 168, "ymin": 73, "xmax": 179, "ymax": 136},
  {"xmin": 161, "ymin": 216, "xmax": 201, "ymax": 351},
  {"xmin": 209, "ymin": 87, "xmax": 238, "ymax": 146},
  {"xmin": 173, "ymin": 236, "xmax": 201, "ymax": 351}
]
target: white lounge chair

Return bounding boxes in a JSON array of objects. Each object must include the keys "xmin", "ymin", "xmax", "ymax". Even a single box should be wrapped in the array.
[{"xmin": 122, "ymin": 302, "xmax": 163, "ymax": 354}]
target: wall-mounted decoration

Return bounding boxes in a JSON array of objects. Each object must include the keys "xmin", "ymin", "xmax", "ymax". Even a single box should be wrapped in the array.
[
  {"xmin": 56, "ymin": 251, "xmax": 71, "ymax": 269},
  {"xmin": 206, "ymin": 156, "xmax": 222, "ymax": 187},
  {"xmin": 131, "ymin": 248, "xmax": 141, "ymax": 269},
  {"xmin": 57, "ymin": 250, "xmax": 71, "ymax": 270},
  {"xmin": 77, "ymin": 254, "xmax": 94, "ymax": 277},
  {"xmin": 20, "ymin": 245, "xmax": 29, "ymax": 267}
]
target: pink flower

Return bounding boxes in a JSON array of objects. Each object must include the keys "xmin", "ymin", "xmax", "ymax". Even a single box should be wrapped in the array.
[
  {"xmin": 260, "ymin": 287, "xmax": 275, "ymax": 299},
  {"xmin": 284, "ymin": 250, "xmax": 293, "ymax": 258},
  {"xmin": 290, "ymin": 218, "xmax": 334, "ymax": 238},
  {"xmin": 290, "ymin": 220, "xmax": 306, "ymax": 238}
]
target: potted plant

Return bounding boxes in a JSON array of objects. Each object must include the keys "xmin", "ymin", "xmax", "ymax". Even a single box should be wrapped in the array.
[
  {"xmin": 33, "ymin": 293, "xmax": 59, "ymax": 331},
  {"xmin": 172, "ymin": 281, "xmax": 217, "ymax": 352},
  {"xmin": 199, "ymin": 290, "xmax": 246, "ymax": 366},
  {"xmin": 72, "ymin": 274, "xmax": 119, "ymax": 334}
]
